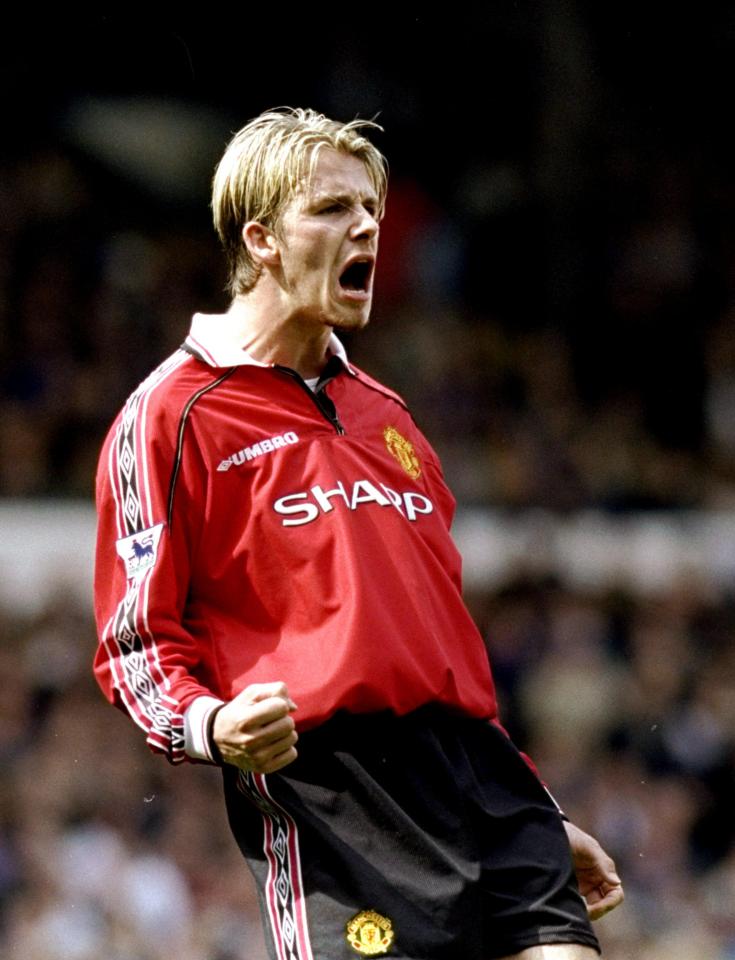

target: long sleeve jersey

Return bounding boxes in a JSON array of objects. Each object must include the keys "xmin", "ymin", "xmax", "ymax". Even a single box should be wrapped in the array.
[{"xmin": 93, "ymin": 314, "xmax": 499, "ymax": 764}]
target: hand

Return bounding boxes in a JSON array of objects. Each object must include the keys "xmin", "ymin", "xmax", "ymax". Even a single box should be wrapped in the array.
[
  {"xmin": 213, "ymin": 681, "xmax": 298, "ymax": 774},
  {"xmin": 563, "ymin": 820, "xmax": 624, "ymax": 920}
]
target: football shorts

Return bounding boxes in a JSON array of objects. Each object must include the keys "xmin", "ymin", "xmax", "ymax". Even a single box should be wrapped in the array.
[{"xmin": 222, "ymin": 705, "xmax": 600, "ymax": 959}]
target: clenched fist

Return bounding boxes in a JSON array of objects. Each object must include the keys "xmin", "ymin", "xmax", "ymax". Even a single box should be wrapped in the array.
[{"xmin": 213, "ymin": 681, "xmax": 299, "ymax": 774}]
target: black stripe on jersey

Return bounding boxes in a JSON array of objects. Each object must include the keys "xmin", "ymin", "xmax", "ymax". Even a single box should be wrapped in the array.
[{"xmin": 118, "ymin": 392, "xmax": 144, "ymax": 534}]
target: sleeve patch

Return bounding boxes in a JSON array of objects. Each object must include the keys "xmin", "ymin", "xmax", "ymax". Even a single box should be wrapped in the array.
[{"xmin": 115, "ymin": 523, "xmax": 165, "ymax": 581}]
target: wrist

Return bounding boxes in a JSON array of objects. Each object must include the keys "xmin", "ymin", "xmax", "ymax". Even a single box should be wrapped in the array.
[
  {"xmin": 207, "ymin": 704, "xmax": 226, "ymax": 766},
  {"xmin": 183, "ymin": 695, "xmax": 226, "ymax": 762}
]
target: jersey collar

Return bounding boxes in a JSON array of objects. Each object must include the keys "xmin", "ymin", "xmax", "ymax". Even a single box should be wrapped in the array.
[{"xmin": 184, "ymin": 311, "xmax": 352, "ymax": 372}]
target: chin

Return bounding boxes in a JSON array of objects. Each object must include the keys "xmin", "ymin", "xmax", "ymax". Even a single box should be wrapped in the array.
[{"xmin": 330, "ymin": 306, "xmax": 372, "ymax": 332}]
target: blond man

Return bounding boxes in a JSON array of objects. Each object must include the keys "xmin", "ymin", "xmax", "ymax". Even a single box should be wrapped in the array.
[{"xmin": 94, "ymin": 107, "xmax": 622, "ymax": 960}]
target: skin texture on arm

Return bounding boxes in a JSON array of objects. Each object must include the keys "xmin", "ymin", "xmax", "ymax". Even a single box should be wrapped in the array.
[
  {"xmin": 212, "ymin": 681, "xmax": 299, "ymax": 774},
  {"xmin": 563, "ymin": 821, "xmax": 624, "ymax": 921}
]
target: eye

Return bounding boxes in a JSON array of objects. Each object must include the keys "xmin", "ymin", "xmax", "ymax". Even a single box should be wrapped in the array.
[{"xmin": 319, "ymin": 202, "xmax": 343, "ymax": 215}]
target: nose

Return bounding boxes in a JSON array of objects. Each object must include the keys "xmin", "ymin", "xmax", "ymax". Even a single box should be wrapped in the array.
[{"xmin": 351, "ymin": 205, "xmax": 379, "ymax": 241}]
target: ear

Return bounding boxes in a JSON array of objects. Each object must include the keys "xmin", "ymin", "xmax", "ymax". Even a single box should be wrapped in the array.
[{"xmin": 242, "ymin": 222, "xmax": 280, "ymax": 268}]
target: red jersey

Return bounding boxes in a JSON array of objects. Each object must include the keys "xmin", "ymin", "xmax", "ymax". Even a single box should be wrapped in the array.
[{"xmin": 93, "ymin": 314, "xmax": 498, "ymax": 764}]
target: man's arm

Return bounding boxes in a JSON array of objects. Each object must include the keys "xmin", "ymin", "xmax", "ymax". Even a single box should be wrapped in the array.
[{"xmin": 93, "ymin": 377, "xmax": 223, "ymax": 764}]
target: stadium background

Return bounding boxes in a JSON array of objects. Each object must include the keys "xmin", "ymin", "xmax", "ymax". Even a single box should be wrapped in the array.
[{"xmin": 1, "ymin": 7, "xmax": 734, "ymax": 958}]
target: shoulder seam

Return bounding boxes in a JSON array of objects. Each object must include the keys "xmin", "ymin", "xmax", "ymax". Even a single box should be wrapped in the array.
[
  {"xmin": 167, "ymin": 368, "xmax": 237, "ymax": 529},
  {"xmin": 350, "ymin": 367, "xmax": 410, "ymax": 411}
]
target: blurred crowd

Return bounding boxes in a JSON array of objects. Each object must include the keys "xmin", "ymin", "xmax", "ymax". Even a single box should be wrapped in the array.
[
  {"xmin": 1, "ymin": 578, "xmax": 734, "ymax": 959},
  {"xmin": 0, "ymin": 107, "xmax": 734, "ymax": 509},
  {"xmin": 0, "ymin": 595, "xmax": 268, "ymax": 960},
  {"xmin": 0, "ymin": 26, "xmax": 735, "ymax": 512}
]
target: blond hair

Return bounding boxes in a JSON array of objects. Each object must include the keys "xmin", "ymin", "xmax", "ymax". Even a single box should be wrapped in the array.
[{"xmin": 212, "ymin": 107, "xmax": 388, "ymax": 296}]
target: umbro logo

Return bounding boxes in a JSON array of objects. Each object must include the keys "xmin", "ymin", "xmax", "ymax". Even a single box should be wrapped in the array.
[{"xmin": 217, "ymin": 431, "xmax": 299, "ymax": 471}]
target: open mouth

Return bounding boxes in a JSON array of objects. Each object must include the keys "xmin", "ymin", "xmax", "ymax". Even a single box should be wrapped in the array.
[{"xmin": 339, "ymin": 258, "xmax": 373, "ymax": 294}]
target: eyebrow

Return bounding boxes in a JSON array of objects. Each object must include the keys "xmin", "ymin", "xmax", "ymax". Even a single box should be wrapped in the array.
[{"xmin": 310, "ymin": 190, "xmax": 379, "ymax": 207}]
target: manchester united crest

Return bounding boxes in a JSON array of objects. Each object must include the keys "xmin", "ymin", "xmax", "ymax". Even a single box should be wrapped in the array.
[
  {"xmin": 346, "ymin": 909, "xmax": 395, "ymax": 956},
  {"xmin": 383, "ymin": 426, "xmax": 421, "ymax": 479}
]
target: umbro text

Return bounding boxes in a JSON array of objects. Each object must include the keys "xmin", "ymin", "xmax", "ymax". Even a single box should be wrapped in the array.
[{"xmin": 218, "ymin": 431, "xmax": 299, "ymax": 471}]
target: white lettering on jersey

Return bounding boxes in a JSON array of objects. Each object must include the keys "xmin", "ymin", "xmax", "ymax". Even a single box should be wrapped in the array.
[
  {"xmin": 311, "ymin": 482, "xmax": 350, "ymax": 513},
  {"xmin": 272, "ymin": 492, "xmax": 320, "ymax": 527},
  {"xmin": 218, "ymin": 431, "xmax": 299, "ymax": 471},
  {"xmin": 379, "ymin": 485, "xmax": 406, "ymax": 517},
  {"xmin": 273, "ymin": 480, "xmax": 433, "ymax": 527},
  {"xmin": 351, "ymin": 479, "xmax": 391, "ymax": 509},
  {"xmin": 403, "ymin": 491, "xmax": 433, "ymax": 521}
]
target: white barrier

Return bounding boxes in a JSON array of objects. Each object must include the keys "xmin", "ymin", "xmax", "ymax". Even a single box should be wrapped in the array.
[
  {"xmin": 2, "ymin": 500, "xmax": 735, "ymax": 614},
  {"xmin": 0, "ymin": 501, "xmax": 97, "ymax": 614}
]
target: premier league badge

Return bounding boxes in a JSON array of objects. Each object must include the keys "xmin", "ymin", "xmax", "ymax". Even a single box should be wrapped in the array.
[{"xmin": 115, "ymin": 523, "xmax": 164, "ymax": 581}]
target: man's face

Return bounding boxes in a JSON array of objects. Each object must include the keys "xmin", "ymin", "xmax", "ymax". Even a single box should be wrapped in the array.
[{"xmin": 274, "ymin": 148, "xmax": 380, "ymax": 333}]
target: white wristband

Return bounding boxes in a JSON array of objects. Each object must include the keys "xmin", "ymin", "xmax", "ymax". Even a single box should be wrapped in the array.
[{"xmin": 184, "ymin": 695, "xmax": 226, "ymax": 762}]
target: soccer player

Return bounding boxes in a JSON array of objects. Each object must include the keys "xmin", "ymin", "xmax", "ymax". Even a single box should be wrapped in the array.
[{"xmin": 93, "ymin": 108, "xmax": 623, "ymax": 959}]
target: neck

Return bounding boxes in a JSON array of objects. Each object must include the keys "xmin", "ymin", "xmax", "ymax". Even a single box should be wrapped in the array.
[{"xmin": 227, "ymin": 292, "xmax": 332, "ymax": 380}]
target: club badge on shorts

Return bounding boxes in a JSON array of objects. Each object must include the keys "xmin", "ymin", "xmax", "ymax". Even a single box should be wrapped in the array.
[
  {"xmin": 383, "ymin": 425, "xmax": 421, "ymax": 479},
  {"xmin": 345, "ymin": 908, "xmax": 395, "ymax": 956}
]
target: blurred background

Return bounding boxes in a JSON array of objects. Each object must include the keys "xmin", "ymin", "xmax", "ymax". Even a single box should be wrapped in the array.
[{"xmin": 2, "ymin": 6, "xmax": 735, "ymax": 958}]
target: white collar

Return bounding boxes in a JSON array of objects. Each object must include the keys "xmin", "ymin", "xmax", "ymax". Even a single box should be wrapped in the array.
[{"xmin": 184, "ymin": 311, "xmax": 351, "ymax": 371}]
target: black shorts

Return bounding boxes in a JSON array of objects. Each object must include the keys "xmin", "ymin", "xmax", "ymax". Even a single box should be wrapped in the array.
[{"xmin": 222, "ymin": 706, "xmax": 600, "ymax": 960}]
